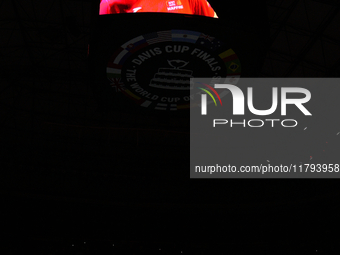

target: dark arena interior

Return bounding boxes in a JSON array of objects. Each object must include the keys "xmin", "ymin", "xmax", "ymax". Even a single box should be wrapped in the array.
[{"xmin": 1, "ymin": 0, "xmax": 340, "ymax": 254}]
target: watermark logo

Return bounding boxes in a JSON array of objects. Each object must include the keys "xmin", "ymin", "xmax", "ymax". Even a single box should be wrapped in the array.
[
  {"xmin": 197, "ymin": 82, "xmax": 222, "ymax": 115},
  {"xmin": 201, "ymin": 84, "xmax": 312, "ymax": 116},
  {"xmin": 196, "ymin": 82, "xmax": 312, "ymax": 128}
]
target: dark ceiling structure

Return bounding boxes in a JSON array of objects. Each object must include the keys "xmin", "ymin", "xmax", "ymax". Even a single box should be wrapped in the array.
[
  {"xmin": 263, "ymin": 0, "xmax": 340, "ymax": 77},
  {"xmin": 1, "ymin": 0, "xmax": 340, "ymax": 254}
]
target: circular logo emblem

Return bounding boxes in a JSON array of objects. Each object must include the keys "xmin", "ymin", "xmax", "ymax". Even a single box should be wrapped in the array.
[{"xmin": 106, "ymin": 30, "xmax": 241, "ymax": 111}]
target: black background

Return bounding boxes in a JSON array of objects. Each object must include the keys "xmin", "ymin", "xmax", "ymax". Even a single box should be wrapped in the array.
[{"xmin": 2, "ymin": 0, "xmax": 340, "ymax": 254}]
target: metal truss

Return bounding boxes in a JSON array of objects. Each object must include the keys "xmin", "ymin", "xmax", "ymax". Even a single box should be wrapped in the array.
[{"xmin": 261, "ymin": 0, "xmax": 340, "ymax": 77}]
